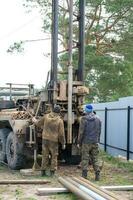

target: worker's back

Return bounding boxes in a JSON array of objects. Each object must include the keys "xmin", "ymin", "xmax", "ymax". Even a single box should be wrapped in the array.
[
  {"xmin": 42, "ymin": 112, "xmax": 62, "ymax": 142},
  {"xmin": 82, "ymin": 113, "xmax": 101, "ymax": 144}
]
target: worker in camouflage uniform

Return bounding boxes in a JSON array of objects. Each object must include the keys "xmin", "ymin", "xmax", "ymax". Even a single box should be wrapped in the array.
[
  {"xmin": 78, "ymin": 104, "xmax": 101, "ymax": 181},
  {"xmin": 33, "ymin": 105, "xmax": 66, "ymax": 176}
]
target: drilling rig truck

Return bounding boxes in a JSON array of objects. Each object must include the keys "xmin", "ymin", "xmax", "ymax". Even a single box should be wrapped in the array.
[{"xmin": 0, "ymin": 0, "xmax": 89, "ymax": 169}]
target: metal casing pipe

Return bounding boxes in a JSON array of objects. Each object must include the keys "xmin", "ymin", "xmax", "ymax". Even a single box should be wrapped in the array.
[
  {"xmin": 67, "ymin": 65, "xmax": 73, "ymax": 143},
  {"xmin": 66, "ymin": 177, "xmax": 106, "ymax": 200},
  {"xmin": 67, "ymin": 0, "xmax": 73, "ymax": 143},
  {"xmin": 51, "ymin": 0, "xmax": 58, "ymax": 83},
  {"xmin": 73, "ymin": 177, "xmax": 119, "ymax": 200},
  {"xmin": 50, "ymin": 0, "xmax": 59, "ymax": 103},
  {"xmin": 58, "ymin": 177, "xmax": 93, "ymax": 200},
  {"xmin": 78, "ymin": 0, "xmax": 85, "ymax": 81}
]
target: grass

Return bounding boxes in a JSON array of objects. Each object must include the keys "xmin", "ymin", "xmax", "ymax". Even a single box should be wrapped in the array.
[
  {"xmin": 102, "ymin": 152, "xmax": 133, "ymax": 172},
  {"xmin": 20, "ymin": 198, "xmax": 37, "ymax": 200},
  {"xmin": 96, "ymin": 150, "xmax": 133, "ymax": 186},
  {"xmin": 51, "ymin": 193, "xmax": 77, "ymax": 200},
  {"xmin": 0, "ymin": 164, "xmax": 5, "ymax": 171},
  {"xmin": 15, "ymin": 187, "xmax": 23, "ymax": 198},
  {"xmin": 0, "ymin": 187, "xmax": 7, "ymax": 194}
]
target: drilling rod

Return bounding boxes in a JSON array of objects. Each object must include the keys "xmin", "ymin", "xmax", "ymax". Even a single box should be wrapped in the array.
[
  {"xmin": 50, "ymin": 0, "xmax": 59, "ymax": 103},
  {"xmin": 67, "ymin": 0, "xmax": 73, "ymax": 144},
  {"xmin": 78, "ymin": 0, "xmax": 85, "ymax": 81}
]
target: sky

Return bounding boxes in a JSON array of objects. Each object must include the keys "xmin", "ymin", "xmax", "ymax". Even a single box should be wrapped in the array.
[{"xmin": 0, "ymin": 0, "xmax": 51, "ymax": 89}]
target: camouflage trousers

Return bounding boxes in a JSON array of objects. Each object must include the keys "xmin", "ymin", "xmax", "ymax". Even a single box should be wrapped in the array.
[
  {"xmin": 41, "ymin": 139, "xmax": 58, "ymax": 171},
  {"xmin": 81, "ymin": 143, "xmax": 100, "ymax": 172}
]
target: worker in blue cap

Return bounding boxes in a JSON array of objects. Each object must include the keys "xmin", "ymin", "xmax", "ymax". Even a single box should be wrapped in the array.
[{"xmin": 78, "ymin": 104, "xmax": 101, "ymax": 181}]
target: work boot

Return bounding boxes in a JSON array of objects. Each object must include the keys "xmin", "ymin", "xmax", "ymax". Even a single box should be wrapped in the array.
[
  {"xmin": 41, "ymin": 170, "xmax": 46, "ymax": 176},
  {"xmin": 95, "ymin": 171, "xmax": 100, "ymax": 181},
  {"xmin": 82, "ymin": 170, "xmax": 87, "ymax": 179},
  {"xmin": 50, "ymin": 170, "xmax": 55, "ymax": 176}
]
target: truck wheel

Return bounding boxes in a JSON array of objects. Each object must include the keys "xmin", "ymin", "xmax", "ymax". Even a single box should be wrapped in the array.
[
  {"xmin": 6, "ymin": 132, "xmax": 24, "ymax": 170},
  {"xmin": 0, "ymin": 128, "xmax": 9, "ymax": 162}
]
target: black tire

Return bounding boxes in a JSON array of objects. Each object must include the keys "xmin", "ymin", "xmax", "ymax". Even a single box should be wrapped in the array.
[
  {"xmin": 0, "ymin": 128, "xmax": 9, "ymax": 162},
  {"xmin": 6, "ymin": 132, "xmax": 24, "ymax": 170}
]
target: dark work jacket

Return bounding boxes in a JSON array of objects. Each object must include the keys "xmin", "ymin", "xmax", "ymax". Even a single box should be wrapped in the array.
[{"xmin": 78, "ymin": 113, "xmax": 101, "ymax": 144}]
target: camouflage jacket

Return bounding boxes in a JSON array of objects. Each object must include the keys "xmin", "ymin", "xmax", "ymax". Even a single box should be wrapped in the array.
[
  {"xmin": 36, "ymin": 112, "xmax": 65, "ymax": 145},
  {"xmin": 78, "ymin": 113, "xmax": 101, "ymax": 145}
]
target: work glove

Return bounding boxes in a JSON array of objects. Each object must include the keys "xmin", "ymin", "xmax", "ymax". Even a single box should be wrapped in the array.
[
  {"xmin": 32, "ymin": 117, "xmax": 37, "ymax": 123},
  {"xmin": 62, "ymin": 144, "xmax": 66, "ymax": 150}
]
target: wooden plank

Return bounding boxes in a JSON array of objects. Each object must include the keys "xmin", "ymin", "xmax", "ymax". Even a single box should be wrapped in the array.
[
  {"xmin": 0, "ymin": 180, "xmax": 50, "ymax": 184},
  {"xmin": 20, "ymin": 169, "xmax": 41, "ymax": 176}
]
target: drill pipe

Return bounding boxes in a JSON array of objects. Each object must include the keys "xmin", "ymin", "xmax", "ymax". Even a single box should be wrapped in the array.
[
  {"xmin": 66, "ymin": 177, "xmax": 106, "ymax": 200},
  {"xmin": 73, "ymin": 177, "xmax": 120, "ymax": 200},
  {"xmin": 58, "ymin": 177, "xmax": 94, "ymax": 200}
]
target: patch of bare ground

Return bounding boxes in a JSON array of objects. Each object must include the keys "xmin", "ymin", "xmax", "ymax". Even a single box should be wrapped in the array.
[{"xmin": 0, "ymin": 162, "xmax": 133, "ymax": 200}]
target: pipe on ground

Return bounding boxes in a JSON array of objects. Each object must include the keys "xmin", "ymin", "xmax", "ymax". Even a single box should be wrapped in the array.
[
  {"xmin": 37, "ymin": 187, "xmax": 69, "ymax": 195},
  {"xmin": 101, "ymin": 185, "xmax": 133, "ymax": 191},
  {"xmin": 58, "ymin": 177, "xmax": 94, "ymax": 200},
  {"xmin": 73, "ymin": 177, "xmax": 119, "ymax": 200},
  {"xmin": 66, "ymin": 177, "xmax": 106, "ymax": 200}
]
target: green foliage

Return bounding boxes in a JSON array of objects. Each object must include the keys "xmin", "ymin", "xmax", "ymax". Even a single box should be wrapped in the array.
[
  {"xmin": 105, "ymin": 0, "xmax": 133, "ymax": 12},
  {"xmin": 86, "ymin": 0, "xmax": 103, "ymax": 6},
  {"xmin": 7, "ymin": 41, "xmax": 24, "ymax": 54},
  {"xmin": 23, "ymin": 0, "xmax": 133, "ymax": 52},
  {"xmin": 114, "ymin": 32, "xmax": 133, "ymax": 62},
  {"xmin": 86, "ymin": 56, "xmax": 133, "ymax": 102},
  {"xmin": 21, "ymin": 0, "xmax": 133, "ymax": 102},
  {"xmin": 60, "ymin": 45, "xmax": 133, "ymax": 102}
]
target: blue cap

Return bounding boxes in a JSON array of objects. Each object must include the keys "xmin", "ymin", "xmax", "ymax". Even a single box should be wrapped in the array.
[{"xmin": 85, "ymin": 104, "xmax": 93, "ymax": 113}]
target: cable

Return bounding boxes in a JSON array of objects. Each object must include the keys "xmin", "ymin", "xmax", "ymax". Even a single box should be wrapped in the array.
[
  {"xmin": 23, "ymin": 38, "xmax": 51, "ymax": 43},
  {"xmin": 0, "ymin": 15, "xmax": 40, "ymax": 41}
]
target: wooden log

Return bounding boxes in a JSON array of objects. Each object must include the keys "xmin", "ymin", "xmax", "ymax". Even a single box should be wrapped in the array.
[
  {"xmin": 37, "ymin": 187, "xmax": 69, "ymax": 195},
  {"xmin": 0, "ymin": 180, "xmax": 50, "ymax": 184},
  {"xmin": 20, "ymin": 168, "xmax": 41, "ymax": 176}
]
